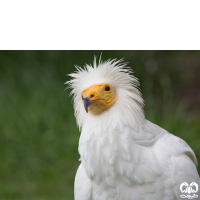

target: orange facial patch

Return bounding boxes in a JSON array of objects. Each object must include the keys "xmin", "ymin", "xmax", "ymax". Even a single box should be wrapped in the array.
[{"xmin": 81, "ymin": 83, "xmax": 117, "ymax": 115}]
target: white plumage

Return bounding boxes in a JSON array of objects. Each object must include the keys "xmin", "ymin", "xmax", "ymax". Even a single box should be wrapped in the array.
[{"xmin": 67, "ymin": 58, "xmax": 200, "ymax": 200}]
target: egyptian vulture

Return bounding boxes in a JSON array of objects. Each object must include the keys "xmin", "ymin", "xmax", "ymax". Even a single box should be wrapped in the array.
[{"xmin": 67, "ymin": 58, "xmax": 200, "ymax": 200}]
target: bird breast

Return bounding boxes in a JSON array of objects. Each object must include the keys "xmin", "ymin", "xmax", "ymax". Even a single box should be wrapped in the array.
[{"xmin": 78, "ymin": 123, "xmax": 162, "ymax": 196}]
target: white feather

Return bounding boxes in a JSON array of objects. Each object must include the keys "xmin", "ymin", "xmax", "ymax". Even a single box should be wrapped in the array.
[
  {"xmin": 67, "ymin": 58, "xmax": 200, "ymax": 200},
  {"xmin": 66, "ymin": 58, "xmax": 145, "ymax": 131}
]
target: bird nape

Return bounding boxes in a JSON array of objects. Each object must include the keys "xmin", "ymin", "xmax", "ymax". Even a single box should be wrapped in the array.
[{"xmin": 66, "ymin": 58, "xmax": 200, "ymax": 200}]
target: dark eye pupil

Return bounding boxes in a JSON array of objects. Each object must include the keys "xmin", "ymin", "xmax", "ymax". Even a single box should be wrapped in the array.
[{"xmin": 105, "ymin": 86, "xmax": 110, "ymax": 91}]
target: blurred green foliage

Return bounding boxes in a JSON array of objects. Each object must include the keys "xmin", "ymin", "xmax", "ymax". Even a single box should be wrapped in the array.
[{"xmin": 0, "ymin": 51, "xmax": 199, "ymax": 200}]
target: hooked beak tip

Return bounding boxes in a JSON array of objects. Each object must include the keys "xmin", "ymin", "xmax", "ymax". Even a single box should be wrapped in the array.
[{"xmin": 84, "ymin": 97, "xmax": 92, "ymax": 113}]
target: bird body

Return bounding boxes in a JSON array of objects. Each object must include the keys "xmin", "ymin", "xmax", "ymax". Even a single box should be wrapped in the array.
[{"xmin": 67, "ymin": 58, "xmax": 200, "ymax": 200}]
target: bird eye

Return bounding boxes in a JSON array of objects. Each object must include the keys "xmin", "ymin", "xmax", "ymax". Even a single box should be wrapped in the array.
[
  {"xmin": 90, "ymin": 94, "xmax": 95, "ymax": 98},
  {"xmin": 104, "ymin": 86, "xmax": 110, "ymax": 91}
]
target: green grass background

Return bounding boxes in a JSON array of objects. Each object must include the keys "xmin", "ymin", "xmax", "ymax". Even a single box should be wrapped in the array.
[{"xmin": 0, "ymin": 51, "xmax": 199, "ymax": 200}]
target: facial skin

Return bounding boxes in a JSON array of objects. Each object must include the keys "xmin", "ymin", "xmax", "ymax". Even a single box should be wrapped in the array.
[{"xmin": 81, "ymin": 83, "xmax": 117, "ymax": 115}]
